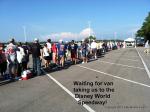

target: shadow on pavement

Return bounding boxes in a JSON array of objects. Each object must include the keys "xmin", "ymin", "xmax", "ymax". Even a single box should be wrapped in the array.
[{"xmin": 0, "ymin": 53, "xmax": 106, "ymax": 86}]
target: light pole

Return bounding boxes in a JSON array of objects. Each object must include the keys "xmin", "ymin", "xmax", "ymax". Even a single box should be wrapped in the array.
[
  {"xmin": 114, "ymin": 32, "xmax": 117, "ymax": 45},
  {"xmin": 101, "ymin": 34, "xmax": 103, "ymax": 42},
  {"xmin": 88, "ymin": 21, "xmax": 91, "ymax": 46},
  {"xmin": 88, "ymin": 21, "xmax": 91, "ymax": 37},
  {"xmin": 23, "ymin": 26, "xmax": 27, "ymax": 42},
  {"xmin": 114, "ymin": 32, "xmax": 117, "ymax": 41}
]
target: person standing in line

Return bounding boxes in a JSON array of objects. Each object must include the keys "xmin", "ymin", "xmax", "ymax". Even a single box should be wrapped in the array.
[
  {"xmin": 31, "ymin": 38, "xmax": 42, "ymax": 76},
  {"xmin": 81, "ymin": 40, "xmax": 88, "ymax": 64},
  {"xmin": 22, "ymin": 42, "xmax": 30, "ymax": 70},
  {"xmin": 57, "ymin": 40, "xmax": 65, "ymax": 67},
  {"xmin": 70, "ymin": 40, "xmax": 78, "ymax": 64},
  {"xmin": 64, "ymin": 41, "xmax": 69, "ymax": 62},
  {"xmin": 91, "ymin": 40, "xmax": 97, "ymax": 59},
  {"xmin": 67, "ymin": 42, "xmax": 72, "ymax": 60},
  {"xmin": 46, "ymin": 39, "xmax": 52, "ymax": 64},
  {"xmin": 16, "ymin": 42, "xmax": 25, "ymax": 77},
  {"xmin": 5, "ymin": 38, "xmax": 18, "ymax": 80},
  {"xmin": 52, "ymin": 43, "xmax": 57, "ymax": 64},
  {"xmin": 0, "ymin": 43, "xmax": 7, "ymax": 79},
  {"xmin": 42, "ymin": 43, "xmax": 51, "ymax": 68}
]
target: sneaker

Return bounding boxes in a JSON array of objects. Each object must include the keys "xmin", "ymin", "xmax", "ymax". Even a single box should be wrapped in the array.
[{"xmin": 82, "ymin": 62, "xmax": 84, "ymax": 64}]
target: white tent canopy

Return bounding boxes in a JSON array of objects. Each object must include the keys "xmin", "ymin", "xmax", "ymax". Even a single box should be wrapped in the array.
[
  {"xmin": 124, "ymin": 38, "xmax": 135, "ymax": 48},
  {"xmin": 124, "ymin": 38, "xmax": 135, "ymax": 42}
]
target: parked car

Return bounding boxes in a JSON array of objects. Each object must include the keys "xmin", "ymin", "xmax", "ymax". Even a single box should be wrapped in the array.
[{"xmin": 136, "ymin": 38, "xmax": 145, "ymax": 46}]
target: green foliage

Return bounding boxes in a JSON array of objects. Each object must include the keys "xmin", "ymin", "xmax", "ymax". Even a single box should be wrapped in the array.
[
  {"xmin": 88, "ymin": 35, "xmax": 96, "ymax": 40},
  {"xmin": 136, "ymin": 12, "xmax": 150, "ymax": 41},
  {"xmin": 83, "ymin": 36, "xmax": 96, "ymax": 43}
]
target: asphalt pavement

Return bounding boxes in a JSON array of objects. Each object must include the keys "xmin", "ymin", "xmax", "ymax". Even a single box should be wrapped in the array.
[{"xmin": 0, "ymin": 47, "xmax": 150, "ymax": 112}]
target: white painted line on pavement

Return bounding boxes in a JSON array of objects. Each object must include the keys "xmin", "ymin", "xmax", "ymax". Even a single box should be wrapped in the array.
[
  {"xmin": 104, "ymin": 57, "xmax": 140, "ymax": 62},
  {"xmin": 125, "ymin": 55, "xmax": 140, "ymax": 58},
  {"xmin": 116, "ymin": 58, "xmax": 140, "ymax": 62},
  {"xmin": 106, "ymin": 54, "xmax": 140, "ymax": 58},
  {"xmin": 43, "ymin": 71, "xmax": 95, "ymax": 112},
  {"xmin": 98, "ymin": 60, "xmax": 145, "ymax": 70},
  {"xmin": 77, "ymin": 65, "xmax": 150, "ymax": 88},
  {"xmin": 136, "ymin": 48, "xmax": 150, "ymax": 79}
]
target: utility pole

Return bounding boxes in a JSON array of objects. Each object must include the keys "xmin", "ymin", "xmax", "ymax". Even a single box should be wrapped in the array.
[
  {"xmin": 23, "ymin": 26, "xmax": 27, "ymax": 42},
  {"xmin": 88, "ymin": 21, "xmax": 91, "ymax": 37},
  {"xmin": 114, "ymin": 32, "xmax": 117, "ymax": 41},
  {"xmin": 101, "ymin": 34, "xmax": 103, "ymax": 42},
  {"xmin": 114, "ymin": 32, "xmax": 117, "ymax": 45},
  {"xmin": 88, "ymin": 21, "xmax": 91, "ymax": 46}
]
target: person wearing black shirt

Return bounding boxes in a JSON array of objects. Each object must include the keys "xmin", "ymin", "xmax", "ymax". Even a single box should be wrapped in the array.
[
  {"xmin": 31, "ymin": 38, "xmax": 42, "ymax": 76},
  {"xmin": 70, "ymin": 40, "xmax": 78, "ymax": 64}
]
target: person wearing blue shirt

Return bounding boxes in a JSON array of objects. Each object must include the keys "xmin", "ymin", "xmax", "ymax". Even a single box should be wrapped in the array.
[
  {"xmin": 57, "ymin": 40, "xmax": 65, "ymax": 67},
  {"xmin": 81, "ymin": 41, "xmax": 88, "ymax": 64}
]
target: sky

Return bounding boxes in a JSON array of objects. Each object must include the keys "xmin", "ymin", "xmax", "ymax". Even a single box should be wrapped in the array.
[{"xmin": 0, "ymin": 0, "xmax": 150, "ymax": 42}]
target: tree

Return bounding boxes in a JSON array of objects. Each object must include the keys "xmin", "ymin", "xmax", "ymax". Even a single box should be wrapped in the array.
[
  {"xmin": 136, "ymin": 12, "xmax": 150, "ymax": 41},
  {"xmin": 83, "ymin": 36, "xmax": 96, "ymax": 43},
  {"xmin": 88, "ymin": 35, "xmax": 96, "ymax": 40}
]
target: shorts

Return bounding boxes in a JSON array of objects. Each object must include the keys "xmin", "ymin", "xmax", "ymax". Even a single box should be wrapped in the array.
[
  {"xmin": 44, "ymin": 56, "xmax": 51, "ymax": 60},
  {"xmin": 82, "ymin": 50, "xmax": 88, "ymax": 57},
  {"xmin": 58, "ymin": 54, "xmax": 64, "ymax": 58},
  {"xmin": 58, "ymin": 52, "xmax": 64, "ymax": 58},
  {"xmin": 53, "ymin": 53, "xmax": 57, "ymax": 61},
  {"xmin": 58, "ymin": 54, "xmax": 64, "ymax": 61},
  {"xmin": 71, "ymin": 52, "xmax": 77, "ymax": 58},
  {"xmin": 92, "ymin": 48, "xmax": 97, "ymax": 54}
]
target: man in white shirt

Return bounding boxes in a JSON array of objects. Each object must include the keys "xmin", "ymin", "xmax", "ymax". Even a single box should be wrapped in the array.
[
  {"xmin": 6, "ymin": 38, "xmax": 18, "ymax": 80},
  {"xmin": 46, "ymin": 38, "xmax": 52, "ymax": 62},
  {"xmin": 42, "ymin": 43, "xmax": 51, "ymax": 68},
  {"xmin": 16, "ymin": 42, "xmax": 25, "ymax": 76},
  {"xmin": 91, "ymin": 40, "xmax": 97, "ymax": 59},
  {"xmin": 46, "ymin": 39, "xmax": 52, "ymax": 52}
]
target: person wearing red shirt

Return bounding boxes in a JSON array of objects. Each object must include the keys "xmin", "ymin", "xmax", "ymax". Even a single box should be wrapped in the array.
[{"xmin": 52, "ymin": 43, "xmax": 57, "ymax": 64}]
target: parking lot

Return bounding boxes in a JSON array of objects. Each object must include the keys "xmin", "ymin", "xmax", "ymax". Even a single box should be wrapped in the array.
[{"xmin": 0, "ymin": 47, "xmax": 150, "ymax": 112}]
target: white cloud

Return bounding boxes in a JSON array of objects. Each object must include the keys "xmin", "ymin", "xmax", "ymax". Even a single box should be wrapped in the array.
[
  {"xmin": 41, "ymin": 28, "xmax": 95, "ymax": 41},
  {"xmin": 80, "ymin": 28, "xmax": 94, "ymax": 37},
  {"xmin": 60, "ymin": 32, "xmax": 77, "ymax": 38},
  {"xmin": 50, "ymin": 32, "xmax": 78, "ymax": 40}
]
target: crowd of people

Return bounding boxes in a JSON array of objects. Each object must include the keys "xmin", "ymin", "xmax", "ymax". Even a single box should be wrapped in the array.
[{"xmin": 0, "ymin": 38, "xmax": 123, "ymax": 81}]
